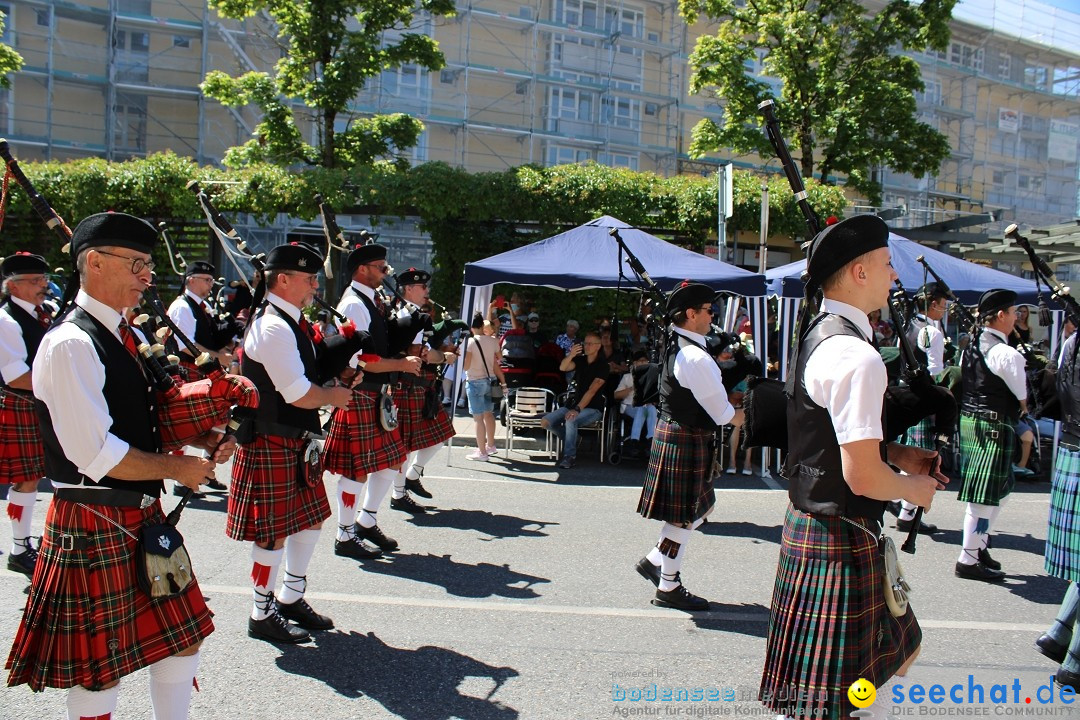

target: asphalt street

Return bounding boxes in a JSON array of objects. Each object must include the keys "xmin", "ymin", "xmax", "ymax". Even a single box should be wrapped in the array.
[{"xmin": 0, "ymin": 414, "xmax": 1074, "ymax": 719}]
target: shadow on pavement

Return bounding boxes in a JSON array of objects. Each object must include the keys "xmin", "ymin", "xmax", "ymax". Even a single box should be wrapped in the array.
[
  {"xmin": 276, "ymin": 629, "xmax": 519, "ymax": 718},
  {"xmin": 1001, "ymin": 572, "xmax": 1069, "ymax": 605},
  {"xmin": 357, "ymin": 552, "xmax": 550, "ymax": 599},
  {"xmin": 406, "ymin": 508, "xmax": 560, "ymax": 541},
  {"xmin": 691, "ymin": 602, "xmax": 771, "ymax": 638},
  {"xmin": 700, "ymin": 521, "xmax": 783, "ymax": 544}
]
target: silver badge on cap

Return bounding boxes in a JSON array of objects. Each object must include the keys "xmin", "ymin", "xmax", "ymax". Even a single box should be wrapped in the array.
[{"xmin": 298, "ymin": 258, "xmax": 308, "ymax": 267}]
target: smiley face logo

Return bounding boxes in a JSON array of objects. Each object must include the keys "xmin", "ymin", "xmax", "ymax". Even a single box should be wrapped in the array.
[{"xmin": 848, "ymin": 678, "xmax": 876, "ymax": 708}]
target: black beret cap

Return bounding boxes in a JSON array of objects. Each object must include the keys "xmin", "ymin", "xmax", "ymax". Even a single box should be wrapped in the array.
[
  {"xmin": 666, "ymin": 280, "xmax": 717, "ymax": 314},
  {"xmin": 396, "ymin": 267, "xmax": 430, "ymax": 286},
  {"xmin": 805, "ymin": 215, "xmax": 890, "ymax": 289},
  {"xmin": 185, "ymin": 260, "xmax": 216, "ymax": 278},
  {"xmin": 916, "ymin": 282, "xmax": 949, "ymax": 301},
  {"xmin": 1, "ymin": 252, "xmax": 48, "ymax": 278},
  {"xmin": 977, "ymin": 288, "xmax": 1017, "ymax": 317},
  {"xmin": 69, "ymin": 212, "xmax": 158, "ymax": 259},
  {"xmin": 345, "ymin": 243, "xmax": 387, "ymax": 276},
  {"xmin": 264, "ymin": 242, "xmax": 322, "ymax": 272}
]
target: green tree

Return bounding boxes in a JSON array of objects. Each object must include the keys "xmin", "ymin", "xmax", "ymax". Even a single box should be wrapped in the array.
[
  {"xmin": 681, "ymin": 0, "xmax": 956, "ymax": 204},
  {"xmin": 201, "ymin": 0, "xmax": 454, "ymax": 169},
  {"xmin": 0, "ymin": 11, "xmax": 23, "ymax": 89}
]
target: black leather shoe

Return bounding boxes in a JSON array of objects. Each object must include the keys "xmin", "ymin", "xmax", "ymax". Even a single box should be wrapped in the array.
[
  {"xmin": 277, "ymin": 598, "xmax": 334, "ymax": 631},
  {"xmin": 635, "ymin": 557, "xmax": 661, "ymax": 588},
  {"xmin": 354, "ymin": 523, "xmax": 399, "ymax": 552},
  {"xmin": 653, "ymin": 584, "xmax": 710, "ymax": 611},
  {"xmin": 1037, "ymin": 634, "xmax": 1068, "ymax": 665},
  {"xmin": 405, "ymin": 476, "xmax": 433, "ymax": 499},
  {"xmin": 205, "ymin": 478, "xmax": 227, "ymax": 491},
  {"xmin": 896, "ymin": 517, "xmax": 939, "ymax": 535},
  {"xmin": 248, "ymin": 610, "xmax": 311, "ymax": 644},
  {"xmin": 885, "ymin": 500, "xmax": 902, "ymax": 517},
  {"xmin": 955, "ymin": 561, "xmax": 1006, "ymax": 582},
  {"xmin": 334, "ymin": 535, "xmax": 383, "ymax": 560},
  {"xmin": 1056, "ymin": 666, "xmax": 1080, "ymax": 691},
  {"xmin": 173, "ymin": 484, "xmax": 205, "ymax": 499},
  {"xmin": 390, "ymin": 493, "xmax": 429, "ymax": 515},
  {"xmin": 6, "ymin": 546, "xmax": 37, "ymax": 577},
  {"xmin": 978, "ymin": 548, "xmax": 1002, "ymax": 571}
]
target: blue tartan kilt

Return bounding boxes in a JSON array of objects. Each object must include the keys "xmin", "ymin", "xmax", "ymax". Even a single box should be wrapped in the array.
[{"xmin": 1047, "ymin": 442, "xmax": 1080, "ymax": 582}]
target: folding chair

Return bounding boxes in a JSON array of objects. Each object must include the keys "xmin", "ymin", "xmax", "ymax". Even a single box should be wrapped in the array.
[{"xmin": 505, "ymin": 387, "xmax": 558, "ymax": 459}]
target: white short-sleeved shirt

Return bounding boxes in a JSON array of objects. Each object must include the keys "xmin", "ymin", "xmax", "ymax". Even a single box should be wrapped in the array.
[
  {"xmin": 671, "ymin": 326, "xmax": 735, "ymax": 426},
  {"xmin": 803, "ymin": 298, "xmax": 887, "ymax": 446},
  {"xmin": 337, "ymin": 281, "xmax": 378, "ymax": 367},
  {"xmin": 243, "ymin": 292, "xmax": 313, "ymax": 404},
  {"xmin": 0, "ymin": 295, "xmax": 37, "ymax": 383},
  {"xmin": 977, "ymin": 327, "xmax": 1027, "ymax": 403},
  {"xmin": 166, "ymin": 289, "xmax": 204, "ymax": 349},
  {"xmin": 909, "ymin": 315, "xmax": 945, "ymax": 375}
]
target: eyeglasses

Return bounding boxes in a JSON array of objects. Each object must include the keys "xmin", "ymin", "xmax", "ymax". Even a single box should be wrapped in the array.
[
  {"xmin": 283, "ymin": 272, "xmax": 319, "ymax": 286},
  {"xmin": 583, "ymin": 340, "xmax": 601, "ymax": 346},
  {"xmin": 188, "ymin": 275, "xmax": 215, "ymax": 283},
  {"xmin": 694, "ymin": 305, "xmax": 715, "ymax": 316},
  {"xmin": 366, "ymin": 263, "xmax": 389, "ymax": 273},
  {"xmin": 9, "ymin": 274, "xmax": 47, "ymax": 284},
  {"xmin": 528, "ymin": 318, "xmax": 540, "ymax": 323},
  {"xmin": 95, "ymin": 249, "xmax": 154, "ymax": 274}
]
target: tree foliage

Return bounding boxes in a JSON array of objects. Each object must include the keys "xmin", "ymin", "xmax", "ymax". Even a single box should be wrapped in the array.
[
  {"xmin": 202, "ymin": 0, "xmax": 455, "ymax": 169},
  {"xmin": 0, "ymin": 11, "xmax": 23, "ymax": 89},
  {"xmin": 681, "ymin": 0, "xmax": 956, "ymax": 204}
]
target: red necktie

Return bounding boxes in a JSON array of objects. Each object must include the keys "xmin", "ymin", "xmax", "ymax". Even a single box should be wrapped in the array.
[
  {"xmin": 35, "ymin": 306, "xmax": 49, "ymax": 328},
  {"xmin": 118, "ymin": 319, "xmax": 139, "ymax": 358},
  {"xmin": 200, "ymin": 301, "xmax": 212, "ymax": 318}
]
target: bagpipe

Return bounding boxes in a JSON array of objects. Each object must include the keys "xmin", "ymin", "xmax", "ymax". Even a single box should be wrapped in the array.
[{"xmin": 0, "ymin": 140, "xmax": 260, "ymax": 457}]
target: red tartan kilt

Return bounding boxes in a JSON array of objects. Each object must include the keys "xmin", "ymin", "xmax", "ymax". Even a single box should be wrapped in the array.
[
  {"xmin": 6, "ymin": 497, "xmax": 214, "ymax": 690},
  {"xmin": 227, "ymin": 435, "xmax": 331, "ymax": 543},
  {"xmin": 322, "ymin": 389, "xmax": 407, "ymax": 477},
  {"xmin": 0, "ymin": 388, "xmax": 45, "ymax": 485},
  {"xmin": 396, "ymin": 385, "xmax": 455, "ymax": 452}
]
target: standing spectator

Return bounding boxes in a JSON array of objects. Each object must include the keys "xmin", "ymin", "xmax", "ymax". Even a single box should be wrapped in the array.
[
  {"xmin": 614, "ymin": 350, "xmax": 657, "ymax": 457},
  {"xmin": 315, "ymin": 309, "xmax": 338, "ymax": 339},
  {"xmin": 464, "ymin": 314, "xmax": 507, "ymax": 461},
  {"xmin": 555, "ymin": 319, "xmax": 580, "ymax": 356},
  {"xmin": 1012, "ymin": 304, "xmax": 1033, "ymax": 348},
  {"xmin": 506, "ymin": 311, "xmax": 546, "ymax": 350},
  {"xmin": 542, "ymin": 332, "xmax": 609, "ymax": 469}
]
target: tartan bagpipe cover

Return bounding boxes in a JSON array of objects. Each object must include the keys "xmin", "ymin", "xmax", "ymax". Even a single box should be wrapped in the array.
[{"xmin": 157, "ymin": 372, "xmax": 259, "ymax": 452}]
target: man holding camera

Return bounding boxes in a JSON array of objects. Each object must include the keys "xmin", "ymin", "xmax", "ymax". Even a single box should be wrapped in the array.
[{"xmin": 542, "ymin": 331, "xmax": 609, "ymax": 469}]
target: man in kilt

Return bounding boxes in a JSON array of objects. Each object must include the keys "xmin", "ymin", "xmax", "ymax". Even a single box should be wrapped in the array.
[
  {"xmin": 228, "ymin": 242, "xmax": 352, "ymax": 644},
  {"xmin": 166, "ymin": 260, "xmax": 234, "ymax": 494},
  {"xmin": 634, "ymin": 281, "xmax": 742, "ymax": 611},
  {"xmin": 955, "ymin": 288, "xmax": 1025, "ymax": 582},
  {"xmin": 1036, "ymin": 322, "xmax": 1080, "ymax": 688},
  {"xmin": 0, "ymin": 252, "xmax": 51, "ymax": 576},
  {"xmin": 391, "ymin": 267, "xmax": 457, "ymax": 509},
  {"xmin": 896, "ymin": 281, "xmax": 950, "ymax": 535},
  {"xmin": 7, "ymin": 212, "xmax": 232, "ymax": 719},
  {"xmin": 759, "ymin": 215, "xmax": 944, "ymax": 719},
  {"xmin": 322, "ymin": 243, "xmax": 419, "ymax": 558}
]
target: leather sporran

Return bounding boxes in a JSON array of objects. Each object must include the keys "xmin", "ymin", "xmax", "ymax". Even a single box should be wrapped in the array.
[
  {"xmin": 299, "ymin": 438, "xmax": 323, "ymax": 488},
  {"xmin": 136, "ymin": 523, "xmax": 194, "ymax": 600},
  {"xmin": 422, "ymin": 386, "xmax": 442, "ymax": 420},
  {"xmin": 379, "ymin": 385, "xmax": 399, "ymax": 431},
  {"xmin": 880, "ymin": 535, "xmax": 911, "ymax": 617}
]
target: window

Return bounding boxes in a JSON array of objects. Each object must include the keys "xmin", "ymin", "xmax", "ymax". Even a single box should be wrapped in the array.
[
  {"xmin": 35, "ymin": 9, "xmax": 49, "ymax": 27},
  {"xmin": 382, "ymin": 64, "xmax": 425, "ymax": 100},
  {"xmin": 114, "ymin": 30, "xmax": 150, "ymax": 82},
  {"xmin": 550, "ymin": 87, "xmax": 593, "ymax": 122},
  {"xmin": 597, "ymin": 151, "xmax": 638, "ymax": 170},
  {"xmin": 1018, "ymin": 174, "xmax": 1030, "ymax": 190},
  {"xmin": 547, "ymin": 145, "xmax": 592, "ymax": 165},
  {"xmin": 172, "ymin": 35, "xmax": 190, "ymax": 48},
  {"xmin": 992, "ymin": 170, "xmax": 1006, "ymax": 185},
  {"xmin": 604, "ymin": 5, "xmax": 643, "ymax": 39},
  {"xmin": 916, "ymin": 79, "xmax": 941, "ymax": 106},
  {"xmin": 998, "ymin": 52, "xmax": 1011, "ymax": 80},
  {"xmin": 554, "ymin": 0, "xmax": 598, "ymax": 29},
  {"xmin": 1025, "ymin": 64, "xmax": 1049, "ymax": 89},
  {"xmin": 948, "ymin": 41, "xmax": 983, "ymax": 72},
  {"xmin": 113, "ymin": 94, "xmax": 147, "ymax": 152}
]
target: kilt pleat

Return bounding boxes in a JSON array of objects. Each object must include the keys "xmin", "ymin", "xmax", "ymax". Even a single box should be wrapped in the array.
[
  {"xmin": 1046, "ymin": 444, "xmax": 1080, "ymax": 581},
  {"xmin": 396, "ymin": 384, "xmax": 455, "ymax": 452},
  {"xmin": 6, "ymin": 498, "xmax": 213, "ymax": 691},
  {"xmin": 958, "ymin": 413, "xmax": 1015, "ymax": 505},
  {"xmin": 0, "ymin": 388, "xmax": 45, "ymax": 485},
  {"xmin": 637, "ymin": 419, "xmax": 715, "ymax": 524},
  {"xmin": 322, "ymin": 389, "xmax": 408, "ymax": 477},
  {"xmin": 905, "ymin": 417, "xmax": 933, "ymax": 451},
  {"xmin": 759, "ymin": 505, "xmax": 921, "ymax": 720},
  {"xmin": 227, "ymin": 435, "xmax": 331, "ymax": 543}
]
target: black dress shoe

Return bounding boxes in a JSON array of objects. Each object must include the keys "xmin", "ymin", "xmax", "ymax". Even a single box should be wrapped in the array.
[
  {"xmin": 1037, "ymin": 634, "xmax": 1068, "ymax": 665},
  {"xmin": 205, "ymin": 478, "xmax": 227, "ymax": 491},
  {"xmin": 248, "ymin": 610, "xmax": 311, "ymax": 644},
  {"xmin": 277, "ymin": 598, "xmax": 334, "ymax": 630},
  {"xmin": 353, "ymin": 523, "xmax": 399, "ymax": 552},
  {"xmin": 334, "ymin": 535, "xmax": 383, "ymax": 560},
  {"xmin": 978, "ymin": 548, "xmax": 1002, "ymax": 571},
  {"xmin": 172, "ymin": 484, "xmax": 205, "ymax": 499},
  {"xmin": 1056, "ymin": 666, "xmax": 1080, "ymax": 691},
  {"xmin": 405, "ymin": 476, "xmax": 433, "ymax": 499},
  {"xmin": 896, "ymin": 517, "xmax": 939, "ymax": 535},
  {"xmin": 635, "ymin": 557, "xmax": 660, "ymax": 588},
  {"xmin": 6, "ymin": 546, "xmax": 37, "ymax": 577},
  {"xmin": 885, "ymin": 501, "xmax": 902, "ymax": 518},
  {"xmin": 954, "ymin": 561, "xmax": 1006, "ymax": 582},
  {"xmin": 653, "ymin": 584, "xmax": 710, "ymax": 611},
  {"xmin": 390, "ymin": 493, "xmax": 429, "ymax": 515}
]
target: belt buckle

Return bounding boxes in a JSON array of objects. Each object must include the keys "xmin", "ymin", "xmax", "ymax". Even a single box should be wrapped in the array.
[
  {"xmin": 988, "ymin": 410, "xmax": 999, "ymax": 421},
  {"xmin": 987, "ymin": 430, "xmax": 999, "ymax": 440},
  {"xmin": 60, "ymin": 534, "xmax": 74, "ymax": 551}
]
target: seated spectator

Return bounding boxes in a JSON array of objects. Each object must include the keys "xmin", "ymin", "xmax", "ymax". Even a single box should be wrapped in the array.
[
  {"xmin": 614, "ymin": 350, "xmax": 657, "ymax": 458},
  {"xmin": 556, "ymin": 319, "xmax": 580, "ymax": 356},
  {"xmin": 542, "ymin": 332, "xmax": 609, "ymax": 469},
  {"xmin": 626, "ymin": 316, "xmax": 648, "ymax": 352}
]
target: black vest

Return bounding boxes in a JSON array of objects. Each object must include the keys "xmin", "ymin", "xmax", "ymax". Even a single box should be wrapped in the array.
[
  {"xmin": 349, "ymin": 285, "xmax": 395, "ymax": 385},
  {"xmin": 242, "ymin": 302, "xmax": 321, "ymax": 435},
  {"xmin": 906, "ymin": 315, "xmax": 931, "ymax": 369},
  {"xmin": 658, "ymin": 331, "xmax": 717, "ymax": 430},
  {"xmin": 181, "ymin": 293, "xmax": 219, "ymax": 351},
  {"xmin": 785, "ymin": 313, "xmax": 886, "ymax": 520},
  {"xmin": 1060, "ymin": 336, "xmax": 1080, "ymax": 440},
  {"xmin": 35, "ymin": 306, "xmax": 163, "ymax": 495},
  {"xmin": 960, "ymin": 329, "xmax": 1020, "ymax": 422},
  {"xmin": 0, "ymin": 298, "xmax": 46, "ymax": 387}
]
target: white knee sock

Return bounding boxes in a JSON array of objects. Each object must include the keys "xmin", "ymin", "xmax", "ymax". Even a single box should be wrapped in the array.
[
  {"xmin": 646, "ymin": 518, "xmax": 704, "ymax": 567},
  {"xmin": 335, "ymin": 475, "xmax": 365, "ymax": 541},
  {"xmin": 982, "ymin": 498, "xmax": 1007, "ymax": 550},
  {"xmin": 149, "ymin": 652, "xmax": 200, "ymax": 720},
  {"xmin": 406, "ymin": 444, "xmax": 442, "ymax": 479},
  {"xmin": 67, "ymin": 682, "xmax": 120, "ymax": 720},
  {"xmin": 279, "ymin": 528, "xmax": 320, "ymax": 605},
  {"xmin": 958, "ymin": 503, "xmax": 994, "ymax": 565},
  {"xmin": 250, "ymin": 545, "xmax": 283, "ymax": 620},
  {"xmin": 391, "ymin": 464, "xmax": 409, "ymax": 500},
  {"xmin": 358, "ymin": 469, "xmax": 395, "ymax": 528},
  {"xmin": 7, "ymin": 489, "xmax": 36, "ymax": 555},
  {"xmin": 657, "ymin": 523, "xmax": 692, "ymax": 592},
  {"xmin": 898, "ymin": 500, "xmax": 918, "ymax": 522}
]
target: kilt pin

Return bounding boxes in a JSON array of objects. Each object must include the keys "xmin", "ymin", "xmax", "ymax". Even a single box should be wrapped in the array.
[{"xmin": 6, "ymin": 498, "xmax": 214, "ymax": 690}]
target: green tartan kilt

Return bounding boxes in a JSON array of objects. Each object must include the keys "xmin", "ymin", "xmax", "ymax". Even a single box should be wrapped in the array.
[
  {"xmin": 958, "ymin": 413, "xmax": 1015, "ymax": 506},
  {"xmin": 905, "ymin": 416, "xmax": 934, "ymax": 450},
  {"xmin": 1046, "ymin": 442, "xmax": 1080, "ymax": 582}
]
